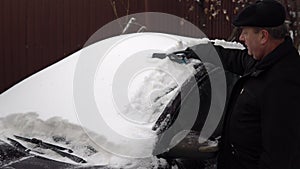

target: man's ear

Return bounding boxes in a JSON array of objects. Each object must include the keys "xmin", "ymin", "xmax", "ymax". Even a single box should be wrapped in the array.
[{"xmin": 260, "ymin": 29, "xmax": 269, "ymax": 45}]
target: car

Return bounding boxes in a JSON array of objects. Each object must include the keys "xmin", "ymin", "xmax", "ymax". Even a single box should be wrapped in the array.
[{"xmin": 0, "ymin": 32, "xmax": 241, "ymax": 169}]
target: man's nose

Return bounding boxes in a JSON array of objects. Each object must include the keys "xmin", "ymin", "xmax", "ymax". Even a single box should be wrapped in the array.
[{"xmin": 239, "ymin": 34, "xmax": 245, "ymax": 41}]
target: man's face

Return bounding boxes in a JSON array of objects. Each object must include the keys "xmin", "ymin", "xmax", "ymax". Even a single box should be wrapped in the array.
[{"xmin": 239, "ymin": 27, "xmax": 264, "ymax": 60}]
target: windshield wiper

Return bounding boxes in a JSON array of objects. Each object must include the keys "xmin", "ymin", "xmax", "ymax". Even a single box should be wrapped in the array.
[
  {"xmin": 9, "ymin": 135, "xmax": 87, "ymax": 164},
  {"xmin": 14, "ymin": 135, "xmax": 73, "ymax": 153},
  {"xmin": 7, "ymin": 137, "xmax": 31, "ymax": 154}
]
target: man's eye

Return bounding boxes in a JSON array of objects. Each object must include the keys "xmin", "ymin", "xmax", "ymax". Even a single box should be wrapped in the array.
[{"xmin": 242, "ymin": 32, "xmax": 248, "ymax": 35}]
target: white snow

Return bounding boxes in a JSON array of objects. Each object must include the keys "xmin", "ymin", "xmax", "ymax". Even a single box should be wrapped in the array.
[
  {"xmin": 212, "ymin": 39, "xmax": 245, "ymax": 49},
  {"xmin": 0, "ymin": 56, "xmax": 199, "ymax": 167},
  {"xmin": 0, "ymin": 32, "xmax": 243, "ymax": 168},
  {"xmin": 122, "ymin": 57, "xmax": 200, "ymax": 124},
  {"xmin": 0, "ymin": 112, "xmax": 168, "ymax": 168}
]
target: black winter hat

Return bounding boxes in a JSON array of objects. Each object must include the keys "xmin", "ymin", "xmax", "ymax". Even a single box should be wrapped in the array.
[{"xmin": 233, "ymin": 0, "xmax": 286, "ymax": 27}]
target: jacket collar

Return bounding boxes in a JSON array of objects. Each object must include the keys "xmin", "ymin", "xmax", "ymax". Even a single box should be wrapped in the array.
[{"xmin": 250, "ymin": 37, "xmax": 294, "ymax": 77}]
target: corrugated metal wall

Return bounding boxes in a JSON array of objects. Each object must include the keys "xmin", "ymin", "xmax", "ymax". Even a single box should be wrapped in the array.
[{"xmin": 0, "ymin": 0, "xmax": 235, "ymax": 93}]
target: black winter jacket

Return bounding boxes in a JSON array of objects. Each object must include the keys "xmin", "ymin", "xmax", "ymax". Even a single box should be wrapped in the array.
[{"xmin": 213, "ymin": 37, "xmax": 300, "ymax": 169}]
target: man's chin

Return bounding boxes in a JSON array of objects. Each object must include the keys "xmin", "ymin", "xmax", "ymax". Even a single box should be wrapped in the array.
[
  {"xmin": 247, "ymin": 50, "xmax": 252, "ymax": 56},
  {"xmin": 252, "ymin": 55, "xmax": 261, "ymax": 60}
]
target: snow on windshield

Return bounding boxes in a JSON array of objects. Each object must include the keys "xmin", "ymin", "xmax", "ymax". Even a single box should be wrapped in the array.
[
  {"xmin": 123, "ymin": 57, "xmax": 200, "ymax": 124},
  {"xmin": 0, "ymin": 54, "xmax": 200, "ymax": 168},
  {"xmin": 0, "ymin": 112, "xmax": 167, "ymax": 167},
  {"xmin": 0, "ymin": 36, "xmax": 244, "ymax": 168}
]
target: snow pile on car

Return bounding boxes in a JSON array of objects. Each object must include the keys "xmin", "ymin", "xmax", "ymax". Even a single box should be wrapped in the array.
[
  {"xmin": 0, "ymin": 33, "xmax": 245, "ymax": 168},
  {"xmin": 0, "ymin": 51, "xmax": 201, "ymax": 168},
  {"xmin": 0, "ymin": 112, "xmax": 169, "ymax": 168}
]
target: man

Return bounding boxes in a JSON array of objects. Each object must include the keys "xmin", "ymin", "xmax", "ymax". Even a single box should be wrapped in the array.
[
  {"xmin": 154, "ymin": 1, "xmax": 300, "ymax": 168},
  {"xmin": 214, "ymin": 0, "xmax": 300, "ymax": 169}
]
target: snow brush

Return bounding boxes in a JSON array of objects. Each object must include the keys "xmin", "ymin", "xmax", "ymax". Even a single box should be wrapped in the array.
[{"xmin": 152, "ymin": 47, "xmax": 202, "ymax": 64}]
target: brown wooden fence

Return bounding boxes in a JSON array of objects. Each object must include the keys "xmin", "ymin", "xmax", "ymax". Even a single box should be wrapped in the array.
[{"xmin": 0, "ymin": 0, "xmax": 236, "ymax": 93}]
